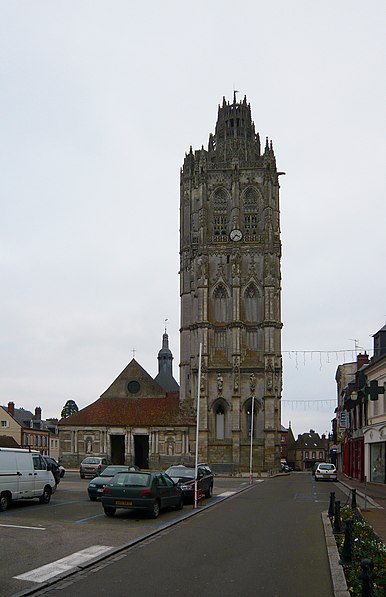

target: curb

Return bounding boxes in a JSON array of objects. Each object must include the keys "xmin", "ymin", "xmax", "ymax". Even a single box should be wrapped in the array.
[
  {"xmin": 338, "ymin": 479, "xmax": 383, "ymax": 509},
  {"xmin": 322, "ymin": 512, "xmax": 350, "ymax": 597}
]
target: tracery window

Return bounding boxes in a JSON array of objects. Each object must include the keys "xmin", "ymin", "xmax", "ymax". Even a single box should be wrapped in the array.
[
  {"xmin": 213, "ymin": 283, "xmax": 229, "ymax": 322},
  {"xmin": 244, "ymin": 282, "xmax": 259, "ymax": 322},
  {"xmin": 243, "ymin": 187, "xmax": 261, "ymax": 240},
  {"xmin": 212, "ymin": 189, "xmax": 228, "ymax": 241}
]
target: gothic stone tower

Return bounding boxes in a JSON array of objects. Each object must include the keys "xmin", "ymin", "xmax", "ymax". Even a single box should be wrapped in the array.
[{"xmin": 179, "ymin": 94, "xmax": 283, "ymax": 472}]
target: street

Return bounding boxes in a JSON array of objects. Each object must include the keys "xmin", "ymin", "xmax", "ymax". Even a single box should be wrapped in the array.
[
  {"xmin": 0, "ymin": 472, "xmax": 248, "ymax": 596},
  {"xmin": 1, "ymin": 472, "xmax": 349, "ymax": 597}
]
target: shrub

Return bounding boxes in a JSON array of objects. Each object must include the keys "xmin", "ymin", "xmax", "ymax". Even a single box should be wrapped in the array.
[{"xmin": 336, "ymin": 505, "xmax": 386, "ymax": 596}]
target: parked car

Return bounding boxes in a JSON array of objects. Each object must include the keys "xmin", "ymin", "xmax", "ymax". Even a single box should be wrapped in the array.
[
  {"xmin": 101, "ymin": 471, "xmax": 184, "ymax": 518},
  {"xmin": 314, "ymin": 463, "xmax": 337, "ymax": 481},
  {"xmin": 164, "ymin": 464, "xmax": 214, "ymax": 502},
  {"xmin": 87, "ymin": 465, "xmax": 139, "ymax": 500},
  {"xmin": 0, "ymin": 447, "xmax": 56, "ymax": 511},
  {"xmin": 281, "ymin": 463, "xmax": 291, "ymax": 473},
  {"xmin": 42, "ymin": 456, "xmax": 61, "ymax": 485},
  {"xmin": 80, "ymin": 456, "xmax": 111, "ymax": 478}
]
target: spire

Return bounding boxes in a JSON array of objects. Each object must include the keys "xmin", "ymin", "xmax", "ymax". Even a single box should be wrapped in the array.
[
  {"xmin": 209, "ymin": 93, "xmax": 261, "ymax": 162},
  {"xmin": 154, "ymin": 327, "xmax": 179, "ymax": 392}
]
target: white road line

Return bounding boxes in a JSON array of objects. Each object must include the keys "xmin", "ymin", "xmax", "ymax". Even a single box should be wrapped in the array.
[
  {"xmin": 217, "ymin": 491, "xmax": 236, "ymax": 497},
  {"xmin": 0, "ymin": 524, "xmax": 46, "ymax": 530},
  {"xmin": 14, "ymin": 545, "xmax": 112, "ymax": 583}
]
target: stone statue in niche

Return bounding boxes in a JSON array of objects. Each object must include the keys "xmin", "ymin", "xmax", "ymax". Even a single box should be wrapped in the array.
[
  {"xmin": 217, "ymin": 373, "xmax": 223, "ymax": 395},
  {"xmin": 86, "ymin": 439, "xmax": 92, "ymax": 453},
  {"xmin": 250, "ymin": 373, "xmax": 256, "ymax": 394},
  {"xmin": 233, "ymin": 358, "xmax": 240, "ymax": 391},
  {"xmin": 200, "ymin": 366, "xmax": 206, "ymax": 391},
  {"xmin": 266, "ymin": 358, "xmax": 274, "ymax": 391}
]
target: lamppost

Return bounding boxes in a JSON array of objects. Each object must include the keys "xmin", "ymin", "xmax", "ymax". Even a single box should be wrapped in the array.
[{"xmin": 249, "ymin": 395, "xmax": 255, "ymax": 485}]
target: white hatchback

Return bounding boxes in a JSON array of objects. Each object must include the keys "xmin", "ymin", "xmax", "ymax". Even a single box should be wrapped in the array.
[{"xmin": 314, "ymin": 463, "xmax": 337, "ymax": 481}]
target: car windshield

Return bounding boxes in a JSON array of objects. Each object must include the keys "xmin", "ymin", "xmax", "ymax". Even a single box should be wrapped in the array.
[
  {"xmin": 113, "ymin": 473, "xmax": 150, "ymax": 487},
  {"xmin": 83, "ymin": 458, "xmax": 100, "ymax": 464},
  {"xmin": 167, "ymin": 467, "xmax": 195, "ymax": 478},
  {"xmin": 319, "ymin": 464, "xmax": 335, "ymax": 470},
  {"xmin": 100, "ymin": 466, "xmax": 129, "ymax": 477}
]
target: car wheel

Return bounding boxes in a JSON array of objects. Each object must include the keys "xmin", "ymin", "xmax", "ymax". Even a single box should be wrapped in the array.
[
  {"xmin": 0, "ymin": 493, "xmax": 11, "ymax": 512},
  {"xmin": 103, "ymin": 506, "xmax": 116, "ymax": 517},
  {"xmin": 204, "ymin": 484, "xmax": 213, "ymax": 498},
  {"xmin": 39, "ymin": 486, "xmax": 52, "ymax": 504},
  {"xmin": 175, "ymin": 496, "xmax": 184, "ymax": 511},
  {"xmin": 89, "ymin": 496, "xmax": 97, "ymax": 501},
  {"xmin": 150, "ymin": 500, "xmax": 160, "ymax": 519}
]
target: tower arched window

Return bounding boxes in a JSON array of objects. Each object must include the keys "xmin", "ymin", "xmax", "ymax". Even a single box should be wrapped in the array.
[
  {"xmin": 243, "ymin": 187, "xmax": 261, "ymax": 240},
  {"xmin": 213, "ymin": 283, "xmax": 229, "ymax": 322},
  {"xmin": 244, "ymin": 282, "xmax": 259, "ymax": 322},
  {"xmin": 215, "ymin": 404, "xmax": 225, "ymax": 440},
  {"xmin": 212, "ymin": 189, "xmax": 228, "ymax": 241},
  {"xmin": 245, "ymin": 398, "xmax": 256, "ymax": 438}
]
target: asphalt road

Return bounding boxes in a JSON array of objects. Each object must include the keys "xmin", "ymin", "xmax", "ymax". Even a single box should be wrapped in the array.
[
  {"xmin": 0, "ymin": 472, "xmax": 249, "ymax": 596},
  {"xmin": 4, "ymin": 473, "xmax": 350, "ymax": 597}
]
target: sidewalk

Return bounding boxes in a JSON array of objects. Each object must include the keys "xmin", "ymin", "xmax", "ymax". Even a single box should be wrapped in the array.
[{"xmin": 337, "ymin": 472, "xmax": 386, "ymax": 544}]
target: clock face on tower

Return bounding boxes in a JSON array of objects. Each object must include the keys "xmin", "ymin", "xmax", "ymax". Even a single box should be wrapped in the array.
[{"xmin": 230, "ymin": 228, "xmax": 243, "ymax": 242}]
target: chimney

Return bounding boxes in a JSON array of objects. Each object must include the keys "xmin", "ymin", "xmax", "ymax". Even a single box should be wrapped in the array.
[
  {"xmin": 34, "ymin": 407, "xmax": 42, "ymax": 421},
  {"xmin": 8, "ymin": 401, "xmax": 15, "ymax": 417},
  {"xmin": 357, "ymin": 352, "xmax": 369, "ymax": 370}
]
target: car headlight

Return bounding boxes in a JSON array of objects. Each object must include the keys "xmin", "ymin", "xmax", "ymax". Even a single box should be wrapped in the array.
[
  {"xmin": 180, "ymin": 484, "xmax": 193, "ymax": 491},
  {"xmin": 89, "ymin": 483, "xmax": 96, "ymax": 488}
]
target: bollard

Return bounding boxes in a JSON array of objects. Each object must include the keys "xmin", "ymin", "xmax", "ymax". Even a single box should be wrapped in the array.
[
  {"xmin": 359, "ymin": 559, "xmax": 375, "ymax": 597},
  {"xmin": 351, "ymin": 488, "xmax": 357, "ymax": 509},
  {"xmin": 339, "ymin": 519, "xmax": 353, "ymax": 565},
  {"xmin": 328, "ymin": 491, "xmax": 335, "ymax": 518},
  {"xmin": 333, "ymin": 500, "xmax": 342, "ymax": 534}
]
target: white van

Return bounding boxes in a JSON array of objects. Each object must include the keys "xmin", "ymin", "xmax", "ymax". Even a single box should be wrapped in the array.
[{"xmin": 0, "ymin": 447, "xmax": 56, "ymax": 511}]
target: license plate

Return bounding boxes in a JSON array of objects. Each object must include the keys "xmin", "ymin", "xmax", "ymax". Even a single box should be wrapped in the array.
[
  {"xmin": 97, "ymin": 489, "xmax": 103, "ymax": 492},
  {"xmin": 116, "ymin": 500, "xmax": 132, "ymax": 506}
]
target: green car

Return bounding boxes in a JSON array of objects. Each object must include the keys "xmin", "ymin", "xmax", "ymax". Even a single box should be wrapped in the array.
[
  {"xmin": 87, "ymin": 465, "xmax": 138, "ymax": 501},
  {"xmin": 101, "ymin": 471, "xmax": 184, "ymax": 518}
]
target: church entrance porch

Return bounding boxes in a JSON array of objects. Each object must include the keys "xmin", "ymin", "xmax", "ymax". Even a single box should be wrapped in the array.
[
  {"xmin": 134, "ymin": 434, "xmax": 149, "ymax": 469},
  {"xmin": 110, "ymin": 434, "xmax": 125, "ymax": 464}
]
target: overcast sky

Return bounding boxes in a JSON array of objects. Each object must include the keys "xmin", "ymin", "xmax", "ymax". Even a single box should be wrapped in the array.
[{"xmin": 1, "ymin": 1, "xmax": 385, "ymax": 438}]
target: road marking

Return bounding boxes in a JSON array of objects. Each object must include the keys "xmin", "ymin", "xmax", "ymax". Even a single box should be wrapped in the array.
[
  {"xmin": 217, "ymin": 491, "xmax": 236, "ymax": 497},
  {"xmin": 0, "ymin": 524, "xmax": 45, "ymax": 530},
  {"xmin": 14, "ymin": 545, "xmax": 112, "ymax": 583}
]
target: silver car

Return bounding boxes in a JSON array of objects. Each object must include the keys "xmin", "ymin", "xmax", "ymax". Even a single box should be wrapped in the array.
[
  {"xmin": 80, "ymin": 456, "xmax": 111, "ymax": 478},
  {"xmin": 314, "ymin": 463, "xmax": 337, "ymax": 481}
]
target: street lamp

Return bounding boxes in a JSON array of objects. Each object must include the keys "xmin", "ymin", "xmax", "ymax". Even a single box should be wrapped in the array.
[{"xmin": 249, "ymin": 395, "xmax": 255, "ymax": 485}]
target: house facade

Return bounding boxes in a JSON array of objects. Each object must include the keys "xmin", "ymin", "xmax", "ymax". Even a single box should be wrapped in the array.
[
  {"xmin": 0, "ymin": 403, "xmax": 57, "ymax": 456},
  {"xmin": 287, "ymin": 430, "xmax": 329, "ymax": 471}
]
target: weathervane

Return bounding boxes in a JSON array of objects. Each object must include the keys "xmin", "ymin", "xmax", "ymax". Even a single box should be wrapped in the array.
[{"xmin": 164, "ymin": 318, "xmax": 168, "ymax": 334}]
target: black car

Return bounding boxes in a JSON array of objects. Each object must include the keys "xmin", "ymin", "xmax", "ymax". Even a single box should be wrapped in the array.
[
  {"xmin": 165, "ymin": 464, "xmax": 214, "ymax": 502},
  {"xmin": 87, "ymin": 465, "xmax": 139, "ymax": 501},
  {"xmin": 42, "ymin": 456, "xmax": 61, "ymax": 485}
]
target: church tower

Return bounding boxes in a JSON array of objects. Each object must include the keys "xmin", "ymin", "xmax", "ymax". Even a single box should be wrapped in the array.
[{"xmin": 179, "ymin": 94, "xmax": 283, "ymax": 472}]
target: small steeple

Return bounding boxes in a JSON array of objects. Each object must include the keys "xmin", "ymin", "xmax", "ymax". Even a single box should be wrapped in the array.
[{"xmin": 154, "ymin": 323, "xmax": 179, "ymax": 392}]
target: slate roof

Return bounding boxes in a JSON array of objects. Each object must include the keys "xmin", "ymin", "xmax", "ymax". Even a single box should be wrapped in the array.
[{"xmin": 58, "ymin": 392, "xmax": 195, "ymax": 427}]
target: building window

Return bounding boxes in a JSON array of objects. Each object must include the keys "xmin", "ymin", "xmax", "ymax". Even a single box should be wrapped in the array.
[
  {"xmin": 319, "ymin": 451, "xmax": 323, "ymax": 459},
  {"xmin": 1, "ymin": 420, "xmax": 9, "ymax": 427},
  {"xmin": 312, "ymin": 451, "xmax": 316, "ymax": 459},
  {"xmin": 245, "ymin": 398, "xmax": 256, "ymax": 438},
  {"xmin": 305, "ymin": 452, "xmax": 309, "ymax": 459},
  {"xmin": 212, "ymin": 188, "xmax": 228, "ymax": 241},
  {"xmin": 213, "ymin": 283, "xmax": 229, "ymax": 322},
  {"xmin": 215, "ymin": 404, "xmax": 225, "ymax": 440}
]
